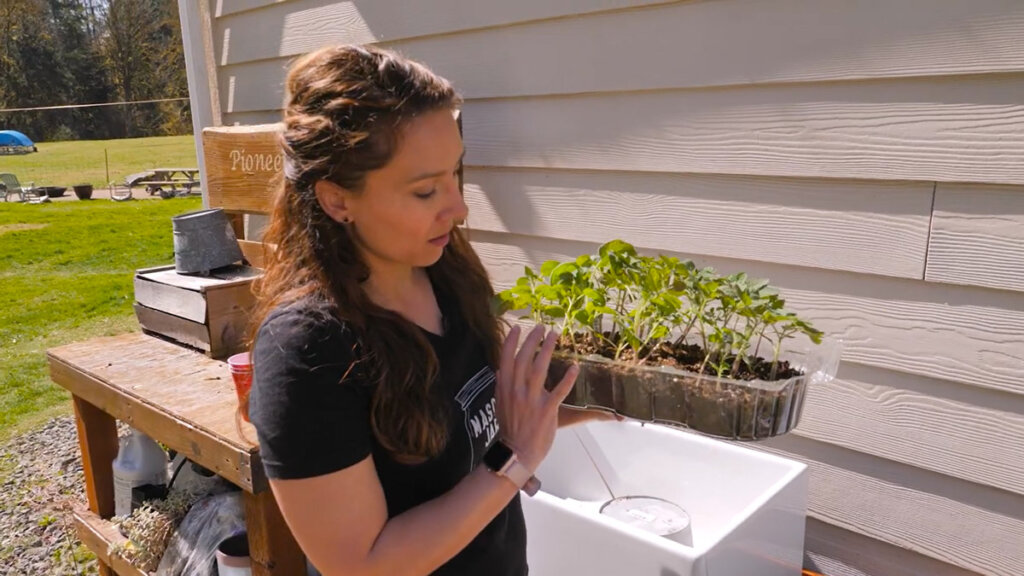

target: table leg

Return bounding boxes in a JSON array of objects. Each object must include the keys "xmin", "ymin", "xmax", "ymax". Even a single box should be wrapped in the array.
[
  {"xmin": 244, "ymin": 489, "xmax": 306, "ymax": 576},
  {"xmin": 72, "ymin": 394, "xmax": 119, "ymax": 576}
]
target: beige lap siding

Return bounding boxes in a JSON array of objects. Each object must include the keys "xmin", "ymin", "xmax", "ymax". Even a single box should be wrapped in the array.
[{"xmin": 201, "ymin": 0, "xmax": 1024, "ymax": 573}]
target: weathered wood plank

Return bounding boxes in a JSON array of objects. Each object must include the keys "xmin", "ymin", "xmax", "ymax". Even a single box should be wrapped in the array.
[
  {"xmin": 134, "ymin": 303, "xmax": 212, "ymax": 353},
  {"xmin": 803, "ymin": 519, "xmax": 980, "ymax": 576},
  {"xmin": 926, "ymin": 183, "xmax": 1024, "ymax": 293},
  {"xmin": 239, "ymin": 239, "xmax": 269, "ymax": 268},
  {"xmin": 203, "ymin": 124, "xmax": 283, "ymax": 214},
  {"xmin": 136, "ymin": 265, "xmax": 260, "ymax": 293},
  {"xmin": 795, "ymin": 363, "xmax": 1024, "ymax": 497},
  {"xmin": 469, "ymin": 231, "xmax": 1024, "ymax": 395},
  {"xmin": 465, "ymin": 168, "xmax": 932, "ymax": 278},
  {"xmin": 757, "ymin": 435, "xmax": 1024, "ymax": 576},
  {"xmin": 71, "ymin": 397, "xmax": 118, "ymax": 521},
  {"xmin": 133, "ymin": 274, "xmax": 208, "ymax": 324},
  {"xmin": 48, "ymin": 335, "xmax": 266, "ymax": 493},
  {"xmin": 214, "ymin": 0, "xmax": 677, "ymax": 56},
  {"xmin": 244, "ymin": 490, "xmax": 306, "ymax": 576},
  {"xmin": 73, "ymin": 508, "xmax": 148, "ymax": 576},
  {"xmin": 133, "ymin": 265, "xmax": 259, "ymax": 326},
  {"xmin": 205, "ymin": 287, "xmax": 258, "ymax": 359},
  {"xmin": 456, "ymin": 77, "xmax": 1024, "ymax": 186}
]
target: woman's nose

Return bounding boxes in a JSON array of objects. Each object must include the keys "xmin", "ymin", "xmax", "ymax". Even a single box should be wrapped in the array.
[{"xmin": 444, "ymin": 178, "xmax": 468, "ymax": 222}]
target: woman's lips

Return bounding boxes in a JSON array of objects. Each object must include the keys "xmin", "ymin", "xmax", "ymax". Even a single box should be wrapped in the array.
[{"xmin": 429, "ymin": 232, "xmax": 450, "ymax": 247}]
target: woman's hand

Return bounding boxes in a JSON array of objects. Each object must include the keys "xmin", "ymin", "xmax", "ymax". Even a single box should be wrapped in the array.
[
  {"xmin": 557, "ymin": 405, "xmax": 624, "ymax": 428},
  {"xmin": 495, "ymin": 325, "xmax": 578, "ymax": 473}
]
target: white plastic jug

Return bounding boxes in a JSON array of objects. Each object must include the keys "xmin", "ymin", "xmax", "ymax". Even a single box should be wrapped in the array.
[{"xmin": 112, "ymin": 428, "xmax": 168, "ymax": 517}]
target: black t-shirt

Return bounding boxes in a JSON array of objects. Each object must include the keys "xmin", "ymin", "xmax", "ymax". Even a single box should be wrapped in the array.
[{"xmin": 248, "ymin": 295, "xmax": 527, "ymax": 576}]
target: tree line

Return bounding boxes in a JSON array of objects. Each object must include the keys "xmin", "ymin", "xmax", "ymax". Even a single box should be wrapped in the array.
[{"xmin": 0, "ymin": 0, "xmax": 190, "ymax": 142}]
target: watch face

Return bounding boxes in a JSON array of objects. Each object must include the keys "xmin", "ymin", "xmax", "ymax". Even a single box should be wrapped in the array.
[{"xmin": 483, "ymin": 440, "xmax": 514, "ymax": 471}]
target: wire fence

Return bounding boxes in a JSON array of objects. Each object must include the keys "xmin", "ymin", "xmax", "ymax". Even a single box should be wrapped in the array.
[
  {"xmin": 0, "ymin": 99, "xmax": 193, "ymax": 143},
  {"xmin": 1, "ymin": 100, "xmax": 200, "ymax": 198}
]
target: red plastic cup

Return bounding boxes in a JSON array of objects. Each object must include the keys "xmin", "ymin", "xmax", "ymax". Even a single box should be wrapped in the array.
[{"xmin": 227, "ymin": 352, "xmax": 253, "ymax": 422}]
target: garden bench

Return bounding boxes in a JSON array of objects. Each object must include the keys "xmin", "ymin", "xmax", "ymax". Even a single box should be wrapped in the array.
[{"xmin": 48, "ymin": 124, "xmax": 293, "ymax": 576}]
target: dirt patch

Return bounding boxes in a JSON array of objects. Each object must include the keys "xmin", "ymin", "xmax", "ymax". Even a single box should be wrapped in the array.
[{"xmin": 0, "ymin": 223, "xmax": 48, "ymax": 236}]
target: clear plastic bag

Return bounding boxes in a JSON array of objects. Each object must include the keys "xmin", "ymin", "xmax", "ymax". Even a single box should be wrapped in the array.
[{"xmin": 155, "ymin": 491, "xmax": 247, "ymax": 576}]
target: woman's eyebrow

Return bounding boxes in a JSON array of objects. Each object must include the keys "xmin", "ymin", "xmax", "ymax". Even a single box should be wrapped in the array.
[{"xmin": 406, "ymin": 149, "xmax": 466, "ymax": 184}]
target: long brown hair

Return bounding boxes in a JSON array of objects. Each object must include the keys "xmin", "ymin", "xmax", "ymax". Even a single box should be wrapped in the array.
[{"xmin": 249, "ymin": 45, "xmax": 501, "ymax": 459}]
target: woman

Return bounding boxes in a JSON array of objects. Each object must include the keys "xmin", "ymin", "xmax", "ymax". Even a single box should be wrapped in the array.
[{"xmin": 247, "ymin": 44, "xmax": 614, "ymax": 575}]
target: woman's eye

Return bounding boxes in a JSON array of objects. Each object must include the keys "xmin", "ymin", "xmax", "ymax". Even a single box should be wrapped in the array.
[{"xmin": 415, "ymin": 188, "xmax": 436, "ymax": 199}]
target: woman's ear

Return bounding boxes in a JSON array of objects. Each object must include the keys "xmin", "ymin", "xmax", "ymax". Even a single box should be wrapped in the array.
[{"xmin": 314, "ymin": 180, "xmax": 353, "ymax": 224}]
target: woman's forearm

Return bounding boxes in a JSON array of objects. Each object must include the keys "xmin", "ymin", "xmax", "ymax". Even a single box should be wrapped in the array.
[{"xmin": 359, "ymin": 466, "xmax": 520, "ymax": 576}]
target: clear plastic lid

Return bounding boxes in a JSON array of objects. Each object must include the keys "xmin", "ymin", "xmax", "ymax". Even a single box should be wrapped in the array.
[{"xmin": 600, "ymin": 496, "xmax": 690, "ymax": 537}]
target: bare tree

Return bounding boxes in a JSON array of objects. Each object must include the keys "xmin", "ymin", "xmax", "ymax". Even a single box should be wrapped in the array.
[{"xmin": 102, "ymin": 0, "xmax": 161, "ymax": 136}]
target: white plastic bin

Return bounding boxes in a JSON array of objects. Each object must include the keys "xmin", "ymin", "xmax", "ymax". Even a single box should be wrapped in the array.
[{"xmin": 523, "ymin": 421, "xmax": 808, "ymax": 576}]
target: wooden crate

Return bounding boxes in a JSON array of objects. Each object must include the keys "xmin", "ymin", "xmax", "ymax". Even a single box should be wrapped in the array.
[{"xmin": 133, "ymin": 264, "xmax": 262, "ymax": 359}]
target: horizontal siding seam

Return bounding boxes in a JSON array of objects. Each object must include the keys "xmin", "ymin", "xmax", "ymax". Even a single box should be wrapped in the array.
[
  {"xmin": 214, "ymin": 0, "xmax": 685, "ymax": 40},
  {"xmin": 217, "ymin": 53, "xmax": 1024, "ymax": 98}
]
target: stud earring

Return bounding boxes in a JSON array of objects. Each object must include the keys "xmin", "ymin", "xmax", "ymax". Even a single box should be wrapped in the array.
[{"xmin": 341, "ymin": 216, "xmax": 352, "ymax": 224}]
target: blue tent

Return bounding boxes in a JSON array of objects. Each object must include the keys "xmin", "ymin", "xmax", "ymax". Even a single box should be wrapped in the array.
[{"xmin": 0, "ymin": 130, "xmax": 34, "ymax": 147}]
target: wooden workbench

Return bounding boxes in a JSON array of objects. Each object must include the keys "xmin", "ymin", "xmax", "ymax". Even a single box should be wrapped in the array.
[{"xmin": 48, "ymin": 332, "xmax": 304, "ymax": 576}]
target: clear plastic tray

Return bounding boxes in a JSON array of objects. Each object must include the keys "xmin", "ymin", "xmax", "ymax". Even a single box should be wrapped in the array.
[{"xmin": 547, "ymin": 339, "xmax": 841, "ymax": 440}]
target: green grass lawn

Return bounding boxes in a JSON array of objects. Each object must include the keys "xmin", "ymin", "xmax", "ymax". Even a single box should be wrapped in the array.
[
  {"xmin": 0, "ymin": 196, "xmax": 203, "ymax": 443},
  {"xmin": 2, "ymin": 135, "xmax": 198, "ymax": 189}
]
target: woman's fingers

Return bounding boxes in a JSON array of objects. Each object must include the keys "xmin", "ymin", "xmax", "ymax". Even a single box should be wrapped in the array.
[
  {"xmin": 547, "ymin": 363, "xmax": 580, "ymax": 411},
  {"xmin": 496, "ymin": 325, "xmax": 521, "ymax": 407},
  {"xmin": 527, "ymin": 330, "xmax": 558, "ymax": 394},
  {"xmin": 498, "ymin": 325, "xmax": 520, "ymax": 386},
  {"xmin": 512, "ymin": 324, "xmax": 545, "ymax": 391}
]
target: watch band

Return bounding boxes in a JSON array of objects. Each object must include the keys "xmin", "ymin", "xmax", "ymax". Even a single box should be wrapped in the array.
[
  {"xmin": 498, "ymin": 455, "xmax": 541, "ymax": 496},
  {"xmin": 485, "ymin": 439, "xmax": 542, "ymax": 496}
]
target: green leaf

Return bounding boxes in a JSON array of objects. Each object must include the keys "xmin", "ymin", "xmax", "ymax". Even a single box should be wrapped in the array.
[
  {"xmin": 550, "ymin": 262, "xmax": 579, "ymax": 284},
  {"xmin": 540, "ymin": 260, "xmax": 560, "ymax": 277},
  {"xmin": 649, "ymin": 325, "xmax": 670, "ymax": 340},
  {"xmin": 599, "ymin": 239, "xmax": 638, "ymax": 259},
  {"xmin": 536, "ymin": 285, "xmax": 562, "ymax": 300},
  {"xmin": 542, "ymin": 305, "xmax": 566, "ymax": 319}
]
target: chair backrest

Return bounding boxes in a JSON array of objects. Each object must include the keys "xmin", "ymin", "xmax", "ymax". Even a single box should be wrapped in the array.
[
  {"xmin": 0, "ymin": 173, "xmax": 22, "ymax": 191},
  {"xmin": 202, "ymin": 124, "xmax": 284, "ymax": 268}
]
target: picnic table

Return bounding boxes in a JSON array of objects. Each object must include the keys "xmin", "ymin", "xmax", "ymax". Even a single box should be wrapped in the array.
[
  {"xmin": 124, "ymin": 168, "xmax": 201, "ymax": 199},
  {"xmin": 48, "ymin": 333, "xmax": 305, "ymax": 576}
]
